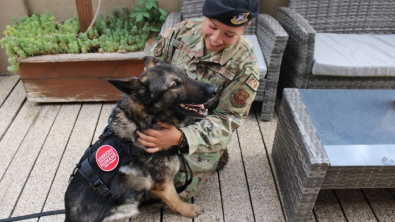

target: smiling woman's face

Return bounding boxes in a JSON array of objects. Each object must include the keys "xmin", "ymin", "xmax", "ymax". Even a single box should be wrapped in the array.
[{"xmin": 202, "ymin": 17, "xmax": 248, "ymax": 52}]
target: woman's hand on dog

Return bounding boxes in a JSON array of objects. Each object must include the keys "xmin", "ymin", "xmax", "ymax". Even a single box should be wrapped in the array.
[{"xmin": 137, "ymin": 122, "xmax": 182, "ymax": 153}]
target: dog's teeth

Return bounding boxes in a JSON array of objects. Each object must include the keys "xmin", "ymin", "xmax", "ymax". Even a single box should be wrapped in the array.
[{"xmin": 180, "ymin": 104, "xmax": 185, "ymax": 107}]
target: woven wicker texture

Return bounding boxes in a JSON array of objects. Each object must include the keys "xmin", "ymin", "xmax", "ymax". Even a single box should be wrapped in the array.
[
  {"xmin": 289, "ymin": 0, "xmax": 395, "ymax": 34},
  {"xmin": 161, "ymin": 0, "xmax": 288, "ymax": 120},
  {"xmin": 273, "ymin": 88, "xmax": 329, "ymax": 221},
  {"xmin": 273, "ymin": 89, "xmax": 395, "ymax": 221},
  {"xmin": 323, "ymin": 166, "xmax": 395, "ymax": 189},
  {"xmin": 277, "ymin": 0, "xmax": 395, "ymax": 95}
]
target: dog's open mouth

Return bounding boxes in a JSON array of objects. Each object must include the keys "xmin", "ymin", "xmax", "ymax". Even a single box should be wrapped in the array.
[{"xmin": 177, "ymin": 103, "xmax": 208, "ymax": 118}]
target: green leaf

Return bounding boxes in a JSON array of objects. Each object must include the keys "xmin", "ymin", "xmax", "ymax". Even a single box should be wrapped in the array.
[
  {"xmin": 5, "ymin": 25, "xmax": 16, "ymax": 36},
  {"xmin": 136, "ymin": 13, "xmax": 144, "ymax": 22},
  {"xmin": 137, "ymin": 0, "xmax": 147, "ymax": 5},
  {"xmin": 138, "ymin": 0, "xmax": 157, "ymax": 10},
  {"xmin": 129, "ymin": 12, "xmax": 137, "ymax": 18},
  {"xmin": 143, "ymin": 12, "xmax": 151, "ymax": 19},
  {"xmin": 158, "ymin": 8, "xmax": 168, "ymax": 16},
  {"xmin": 149, "ymin": 27, "xmax": 160, "ymax": 32}
]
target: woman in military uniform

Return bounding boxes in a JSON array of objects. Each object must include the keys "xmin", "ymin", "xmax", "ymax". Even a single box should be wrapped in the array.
[{"xmin": 137, "ymin": 0, "xmax": 260, "ymax": 199}]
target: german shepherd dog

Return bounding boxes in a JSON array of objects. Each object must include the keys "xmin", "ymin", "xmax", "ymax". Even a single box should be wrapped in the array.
[{"xmin": 65, "ymin": 56, "xmax": 217, "ymax": 222}]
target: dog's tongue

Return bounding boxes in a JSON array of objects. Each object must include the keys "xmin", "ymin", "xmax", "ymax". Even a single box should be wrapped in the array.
[
  {"xmin": 185, "ymin": 104, "xmax": 204, "ymax": 109},
  {"xmin": 179, "ymin": 103, "xmax": 208, "ymax": 118}
]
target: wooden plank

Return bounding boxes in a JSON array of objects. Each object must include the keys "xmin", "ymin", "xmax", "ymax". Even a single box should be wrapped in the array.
[
  {"xmin": 335, "ymin": 189, "xmax": 376, "ymax": 222},
  {"xmin": 19, "ymin": 60, "xmax": 145, "ymax": 79},
  {"xmin": 0, "ymin": 104, "xmax": 60, "ymax": 218},
  {"xmin": 238, "ymin": 109, "xmax": 285, "ymax": 221},
  {"xmin": 362, "ymin": 189, "xmax": 395, "ymax": 221},
  {"xmin": 220, "ymin": 130, "xmax": 254, "ymax": 221},
  {"xmin": 254, "ymin": 103, "xmax": 278, "ymax": 153},
  {"xmin": 19, "ymin": 52, "xmax": 148, "ymax": 63},
  {"xmin": 18, "ymin": 53, "xmax": 148, "ymax": 103},
  {"xmin": 0, "ymin": 101, "xmax": 41, "ymax": 180},
  {"xmin": 162, "ymin": 199, "xmax": 193, "ymax": 222},
  {"xmin": 194, "ymin": 173, "xmax": 224, "ymax": 222},
  {"xmin": 22, "ymin": 78, "xmax": 124, "ymax": 102},
  {"xmin": 313, "ymin": 189, "xmax": 346, "ymax": 222},
  {"xmin": 18, "ymin": 58, "xmax": 146, "ymax": 103},
  {"xmin": 0, "ymin": 75, "xmax": 19, "ymax": 107},
  {"xmin": 133, "ymin": 206, "xmax": 161, "ymax": 221},
  {"xmin": 75, "ymin": 0, "xmax": 93, "ymax": 33},
  {"xmin": 39, "ymin": 103, "xmax": 102, "ymax": 222},
  {"xmin": 11, "ymin": 104, "xmax": 81, "ymax": 218},
  {"xmin": 0, "ymin": 81, "xmax": 26, "ymax": 140},
  {"xmin": 162, "ymin": 172, "xmax": 223, "ymax": 221},
  {"xmin": 91, "ymin": 103, "xmax": 114, "ymax": 140}
]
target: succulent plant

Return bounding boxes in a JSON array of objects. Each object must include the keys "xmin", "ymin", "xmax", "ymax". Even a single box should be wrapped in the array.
[{"xmin": 1, "ymin": 0, "xmax": 167, "ymax": 73}]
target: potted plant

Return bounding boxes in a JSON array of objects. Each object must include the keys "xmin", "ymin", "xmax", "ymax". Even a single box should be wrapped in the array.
[{"xmin": 0, "ymin": 0, "xmax": 167, "ymax": 102}]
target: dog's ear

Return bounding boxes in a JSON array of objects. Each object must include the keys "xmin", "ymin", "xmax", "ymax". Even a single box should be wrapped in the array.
[
  {"xmin": 143, "ymin": 56, "xmax": 163, "ymax": 68},
  {"xmin": 108, "ymin": 78, "xmax": 151, "ymax": 104},
  {"xmin": 108, "ymin": 77, "xmax": 143, "ymax": 95}
]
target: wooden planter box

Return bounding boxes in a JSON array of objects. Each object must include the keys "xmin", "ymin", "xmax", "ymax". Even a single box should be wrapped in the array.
[{"xmin": 18, "ymin": 52, "xmax": 147, "ymax": 102}]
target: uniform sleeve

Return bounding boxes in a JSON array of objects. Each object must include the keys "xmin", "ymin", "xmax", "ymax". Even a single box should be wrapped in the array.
[
  {"xmin": 148, "ymin": 22, "xmax": 184, "ymax": 63},
  {"xmin": 181, "ymin": 61, "xmax": 260, "ymax": 155},
  {"xmin": 148, "ymin": 33, "xmax": 171, "ymax": 63}
]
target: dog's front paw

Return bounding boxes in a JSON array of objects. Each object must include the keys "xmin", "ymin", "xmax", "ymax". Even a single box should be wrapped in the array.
[{"xmin": 179, "ymin": 203, "xmax": 204, "ymax": 218}]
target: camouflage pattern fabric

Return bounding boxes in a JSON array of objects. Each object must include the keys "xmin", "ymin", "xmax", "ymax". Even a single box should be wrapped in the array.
[{"xmin": 147, "ymin": 18, "xmax": 259, "ymax": 198}]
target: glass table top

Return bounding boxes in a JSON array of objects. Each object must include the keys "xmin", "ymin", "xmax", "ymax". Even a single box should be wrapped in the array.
[{"xmin": 299, "ymin": 89, "xmax": 395, "ymax": 166}]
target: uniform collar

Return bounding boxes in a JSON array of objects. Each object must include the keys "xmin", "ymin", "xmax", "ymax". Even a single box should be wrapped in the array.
[{"xmin": 181, "ymin": 20, "xmax": 243, "ymax": 66}]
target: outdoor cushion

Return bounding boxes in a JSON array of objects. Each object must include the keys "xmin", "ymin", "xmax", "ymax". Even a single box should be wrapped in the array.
[
  {"xmin": 312, "ymin": 33, "xmax": 395, "ymax": 77},
  {"xmin": 244, "ymin": 35, "xmax": 268, "ymax": 77}
]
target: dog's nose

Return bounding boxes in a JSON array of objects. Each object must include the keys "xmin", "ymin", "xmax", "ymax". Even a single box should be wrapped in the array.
[{"xmin": 207, "ymin": 85, "xmax": 217, "ymax": 98}]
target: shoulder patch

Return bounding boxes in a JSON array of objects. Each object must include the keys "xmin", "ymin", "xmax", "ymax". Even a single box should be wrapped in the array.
[
  {"xmin": 231, "ymin": 89, "xmax": 250, "ymax": 108},
  {"xmin": 154, "ymin": 37, "xmax": 165, "ymax": 57},
  {"xmin": 245, "ymin": 74, "xmax": 259, "ymax": 92}
]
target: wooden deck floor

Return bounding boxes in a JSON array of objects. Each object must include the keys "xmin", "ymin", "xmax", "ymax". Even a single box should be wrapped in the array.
[{"xmin": 1, "ymin": 75, "xmax": 395, "ymax": 222}]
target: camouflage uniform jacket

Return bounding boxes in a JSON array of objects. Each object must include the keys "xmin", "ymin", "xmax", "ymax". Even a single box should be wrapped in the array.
[{"xmin": 150, "ymin": 18, "xmax": 259, "ymax": 176}]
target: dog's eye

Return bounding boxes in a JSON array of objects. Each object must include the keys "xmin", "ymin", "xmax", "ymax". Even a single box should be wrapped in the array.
[{"xmin": 170, "ymin": 82, "xmax": 180, "ymax": 89}]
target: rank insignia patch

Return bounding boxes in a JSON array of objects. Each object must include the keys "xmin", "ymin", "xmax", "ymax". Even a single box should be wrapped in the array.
[
  {"xmin": 154, "ymin": 38, "xmax": 165, "ymax": 57},
  {"xmin": 245, "ymin": 74, "xmax": 259, "ymax": 92},
  {"xmin": 231, "ymin": 89, "xmax": 250, "ymax": 108},
  {"xmin": 231, "ymin": 12, "xmax": 249, "ymax": 25}
]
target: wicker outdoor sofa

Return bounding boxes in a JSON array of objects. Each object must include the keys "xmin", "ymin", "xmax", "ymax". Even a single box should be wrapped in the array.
[
  {"xmin": 159, "ymin": 0, "xmax": 289, "ymax": 121},
  {"xmin": 277, "ymin": 0, "xmax": 395, "ymax": 95}
]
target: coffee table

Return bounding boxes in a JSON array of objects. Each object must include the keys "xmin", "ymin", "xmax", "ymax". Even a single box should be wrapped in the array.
[{"xmin": 272, "ymin": 88, "xmax": 395, "ymax": 222}]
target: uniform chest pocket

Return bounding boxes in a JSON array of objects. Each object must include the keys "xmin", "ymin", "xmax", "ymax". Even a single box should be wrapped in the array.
[
  {"xmin": 171, "ymin": 49, "xmax": 192, "ymax": 68},
  {"xmin": 193, "ymin": 65, "xmax": 235, "ymax": 108},
  {"xmin": 171, "ymin": 40, "xmax": 194, "ymax": 68},
  {"xmin": 205, "ymin": 65, "xmax": 235, "ymax": 89}
]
